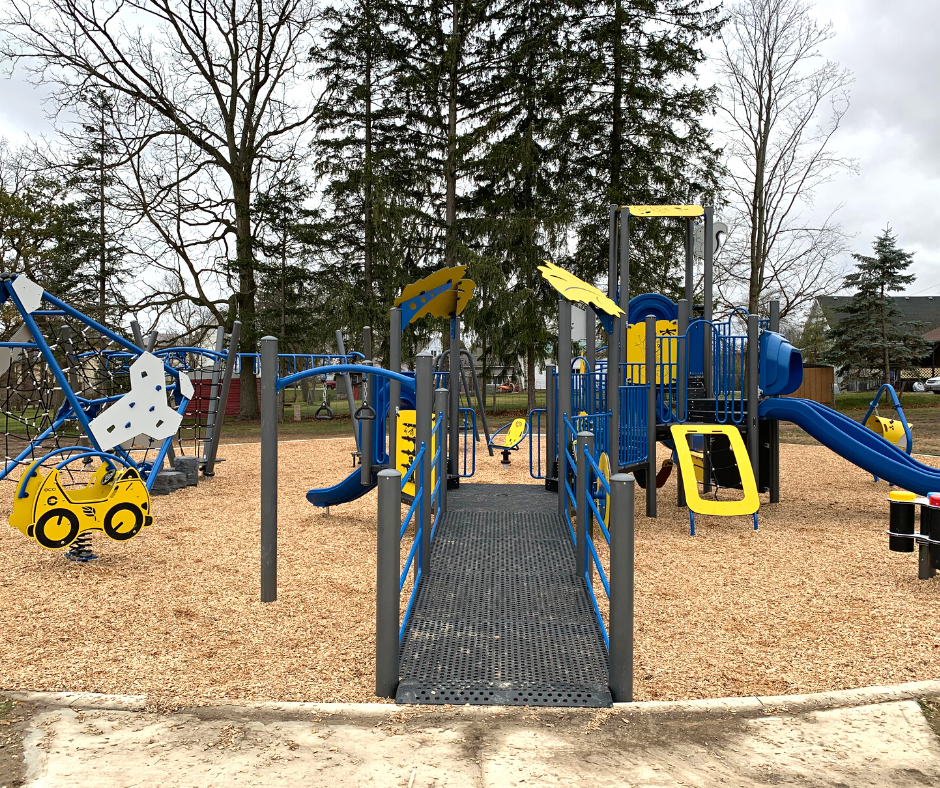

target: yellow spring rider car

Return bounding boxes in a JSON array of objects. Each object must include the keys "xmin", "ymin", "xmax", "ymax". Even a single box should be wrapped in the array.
[{"xmin": 10, "ymin": 457, "xmax": 153, "ymax": 550}]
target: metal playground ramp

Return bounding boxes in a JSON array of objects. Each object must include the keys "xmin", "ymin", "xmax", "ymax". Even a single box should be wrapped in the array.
[{"xmin": 396, "ymin": 483, "xmax": 612, "ymax": 707}]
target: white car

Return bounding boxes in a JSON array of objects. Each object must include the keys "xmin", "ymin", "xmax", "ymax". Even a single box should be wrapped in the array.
[{"xmin": 925, "ymin": 377, "xmax": 940, "ymax": 393}]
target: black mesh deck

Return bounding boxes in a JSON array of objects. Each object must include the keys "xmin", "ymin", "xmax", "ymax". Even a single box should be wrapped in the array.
[{"xmin": 396, "ymin": 484, "xmax": 611, "ymax": 707}]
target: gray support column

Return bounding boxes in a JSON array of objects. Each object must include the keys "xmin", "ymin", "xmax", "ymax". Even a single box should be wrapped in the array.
[
  {"xmin": 130, "ymin": 319, "xmax": 144, "ymax": 347},
  {"xmin": 768, "ymin": 300, "xmax": 780, "ymax": 503},
  {"xmin": 608, "ymin": 316, "xmax": 621, "ymax": 470},
  {"xmin": 619, "ymin": 211, "xmax": 631, "ymax": 363},
  {"xmin": 558, "ymin": 299, "xmax": 573, "ymax": 519},
  {"xmin": 416, "ymin": 352, "xmax": 433, "ymax": 576},
  {"xmin": 260, "ymin": 336, "xmax": 279, "ymax": 603},
  {"xmin": 435, "ymin": 387, "xmax": 448, "ymax": 515},
  {"xmin": 585, "ymin": 310, "xmax": 596, "ymax": 413},
  {"xmin": 608, "ymin": 473, "xmax": 635, "ymax": 703},
  {"xmin": 361, "ymin": 360, "xmax": 374, "ymax": 486},
  {"xmin": 202, "ymin": 326, "xmax": 225, "ymax": 462},
  {"xmin": 449, "ymin": 318, "xmax": 460, "ymax": 487},
  {"xmin": 747, "ymin": 314, "xmax": 760, "ymax": 484},
  {"xmin": 389, "ymin": 309, "xmax": 402, "ymax": 471},
  {"xmin": 146, "ymin": 331, "xmax": 158, "ymax": 353},
  {"xmin": 203, "ymin": 321, "xmax": 240, "ymax": 477},
  {"xmin": 376, "ymin": 469, "xmax": 401, "ymax": 697},
  {"xmin": 608, "ymin": 204, "xmax": 619, "ymax": 298},
  {"xmin": 645, "ymin": 315, "xmax": 657, "ymax": 518},
  {"xmin": 703, "ymin": 206, "xmax": 715, "ymax": 397},
  {"xmin": 676, "ymin": 301, "xmax": 689, "ymax": 509},
  {"xmin": 336, "ymin": 329, "xmax": 360, "ymax": 451},
  {"xmin": 545, "ymin": 364, "xmax": 557, "ymax": 488},
  {"xmin": 576, "ymin": 431, "xmax": 592, "ymax": 577},
  {"xmin": 684, "ymin": 218, "xmax": 695, "ymax": 305}
]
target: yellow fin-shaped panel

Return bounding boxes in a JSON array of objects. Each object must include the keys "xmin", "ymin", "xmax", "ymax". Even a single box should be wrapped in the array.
[
  {"xmin": 394, "ymin": 265, "xmax": 467, "ymax": 308},
  {"xmin": 538, "ymin": 261, "xmax": 624, "ymax": 317},
  {"xmin": 626, "ymin": 205, "xmax": 704, "ymax": 218},
  {"xmin": 670, "ymin": 425, "xmax": 759, "ymax": 517}
]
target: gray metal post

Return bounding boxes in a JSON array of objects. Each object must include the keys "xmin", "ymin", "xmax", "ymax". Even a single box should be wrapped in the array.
[
  {"xmin": 416, "ymin": 353, "xmax": 433, "ymax": 576},
  {"xmin": 645, "ymin": 315, "xmax": 657, "ymax": 518},
  {"xmin": 585, "ymin": 311, "xmax": 596, "ymax": 413},
  {"xmin": 676, "ymin": 301, "xmax": 689, "ymax": 508},
  {"xmin": 768, "ymin": 300, "xmax": 781, "ymax": 503},
  {"xmin": 576, "ymin": 431, "xmax": 592, "ymax": 577},
  {"xmin": 703, "ymin": 206, "xmax": 714, "ymax": 397},
  {"xmin": 449, "ymin": 318, "xmax": 460, "ymax": 486},
  {"xmin": 336, "ymin": 329, "xmax": 360, "ymax": 451},
  {"xmin": 546, "ymin": 364, "xmax": 557, "ymax": 488},
  {"xmin": 608, "ymin": 473, "xmax": 635, "ymax": 703},
  {"xmin": 389, "ymin": 308, "xmax": 402, "ymax": 471},
  {"xmin": 130, "ymin": 319, "xmax": 144, "ymax": 347},
  {"xmin": 747, "ymin": 314, "xmax": 760, "ymax": 484},
  {"xmin": 435, "ymin": 387, "xmax": 448, "ymax": 515},
  {"xmin": 202, "ymin": 326, "xmax": 225, "ymax": 462},
  {"xmin": 260, "ymin": 336, "xmax": 279, "ymax": 603},
  {"xmin": 376, "ymin": 468, "xmax": 401, "ymax": 697},
  {"xmin": 361, "ymin": 360, "xmax": 374, "ymax": 486},
  {"xmin": 463, "ymin": 349, "xmax": 493, "ymax": 454},
  {"xmin": 558, "ymin": 299, "xmax": 573, "ymax": 519},
  {"xmin": 146, "ymin": 331, "xmax": 158, "ymax": 353},
  {"xmin": 608, "ymin": 205, "xmax": 619, "ymax": 298},
  {"xmin": 684, "ymin": 218, "xmax": 695, "ymax": 305},
  {"xmin": 203, "ymin": 321, "xmax": 240, "ymax": 477},
  {"xmin": 619, "ymin": 210, "xmax": 631, "ymax": 362},
  {"xmin": 608, "ymin": 316, "xmax": 621, "ymax": 471}
]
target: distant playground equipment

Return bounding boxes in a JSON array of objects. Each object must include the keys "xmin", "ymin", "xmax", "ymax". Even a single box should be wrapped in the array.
[
  {"xmin": 489, "ymin": 417, "xmax": 529, "ymax": 466},
  {"xmin": 0, "ymin": 273, "xmax": 241, "ymax": 559},
  {"xmin": 887, "ymin": 490, "xmax": 940, "ymax": 581},
  {"xmin": 11, "ymin": 453, "xmax": 152, "ymax": 551}
]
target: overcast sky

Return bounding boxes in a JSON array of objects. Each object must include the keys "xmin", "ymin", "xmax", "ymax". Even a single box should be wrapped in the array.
[{"xmin": 0, "ymin": 0, "xmax": 937, "ymax": 295}]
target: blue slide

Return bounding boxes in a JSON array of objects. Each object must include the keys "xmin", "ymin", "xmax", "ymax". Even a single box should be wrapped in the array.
[
  {"xmin": 306, "ymin": 376, "xmax": 416, "ymax": 508},
  {"xmin": 759, "ymin": 397, "xmax": 940, "ymax": 495}
]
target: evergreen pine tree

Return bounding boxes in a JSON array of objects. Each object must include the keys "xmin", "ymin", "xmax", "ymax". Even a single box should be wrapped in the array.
[
  {"xmin": 826, "ymin": 228, "xmax": 930, "ymax": 383},
  {"xmin": 795, "ymin": 301, "xmax": 829, "ymax": 364},
  {"xmin": 565, "ymin": 0, "xmax": 721, "ymax": 295}
]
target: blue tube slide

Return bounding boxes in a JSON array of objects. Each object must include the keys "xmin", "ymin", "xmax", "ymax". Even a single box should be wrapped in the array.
[
  {"xmin": 306, "ymin": 376, "xmax": 416, "ymax": 507},
  {"xmin": 759, "ymin": 397, "xmax": 940, "ymax": 495}
]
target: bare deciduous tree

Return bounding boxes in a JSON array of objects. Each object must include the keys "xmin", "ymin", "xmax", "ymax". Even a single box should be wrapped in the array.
[
  {"xmin": 2, "ymin": 0, "xmax": 322, "ymax": 417},
  {"xmin": 715, "ymin": 0, "xmax": 856, "ymax": 319}
]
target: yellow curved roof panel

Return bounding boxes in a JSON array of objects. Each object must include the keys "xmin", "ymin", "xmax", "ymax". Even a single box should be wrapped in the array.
[
  {"xmin": 626, "ymin": 205, "xmax": 704, "ymax": 218},
  {"xmin": 394, "ymin": 265, "xmax": 467, "ymax": 308},
  {"xmin": 538, "ymin": 261, "xmax": 624, "ymax": 317}
]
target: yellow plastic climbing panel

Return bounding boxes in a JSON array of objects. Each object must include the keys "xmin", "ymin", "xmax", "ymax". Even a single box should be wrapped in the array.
[{"xmin": 670, "ymin": 424, "xmax": 759, "ymax": 535}]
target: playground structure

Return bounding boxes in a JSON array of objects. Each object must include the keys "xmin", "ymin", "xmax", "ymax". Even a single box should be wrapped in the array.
[
  {"xmin": 0, "ymin": 273, "xmax": 246, "ymax": 557},
  {"xmin": 251, "ymin": 204, "xmax": 940, "ymax": 707}
]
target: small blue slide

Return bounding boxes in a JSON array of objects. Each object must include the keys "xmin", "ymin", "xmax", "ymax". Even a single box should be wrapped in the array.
[
  {"xmin": 759, "ymin": 397, "xmax": 940, "ymax": 496},
  {"xmin": 306, "ymin": 376, "xmax": 416, "ymax": 508}
]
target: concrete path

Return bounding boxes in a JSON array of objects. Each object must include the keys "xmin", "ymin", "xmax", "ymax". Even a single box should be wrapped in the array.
[{"xmin": 3, "ymin": 683, "xmax": 940, "ymax": 787}]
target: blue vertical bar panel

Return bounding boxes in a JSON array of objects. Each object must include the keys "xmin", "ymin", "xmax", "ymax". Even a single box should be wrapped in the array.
[
  {"xmin": 416, "ymin": 352, "xmax": 433, "ymax": 575},
  {"xmin": 260, "ymin": 336, "xmax": 279, "ymax": 603}
]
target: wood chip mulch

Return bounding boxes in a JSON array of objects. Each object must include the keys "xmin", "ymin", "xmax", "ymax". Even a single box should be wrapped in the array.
[{"xmin": 0, "ymin": 437, "xmax": 937, "ymax": 705}]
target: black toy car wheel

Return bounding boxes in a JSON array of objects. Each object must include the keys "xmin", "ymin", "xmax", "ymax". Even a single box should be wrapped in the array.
[
  {"xmin": 103, "ymin": 502, "xmax": 144, "ymax": 541},
  {"xmin": 35, "ymin": 508, "xmax": 81, "ymax": 549}
]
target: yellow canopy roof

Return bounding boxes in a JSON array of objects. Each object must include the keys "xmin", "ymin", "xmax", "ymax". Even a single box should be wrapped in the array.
[{"xmin": 625, "ymin": 205, "xmax": 704, "ymax": 218}]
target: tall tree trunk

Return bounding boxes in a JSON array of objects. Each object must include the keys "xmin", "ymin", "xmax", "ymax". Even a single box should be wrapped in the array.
[
  {"xmin": 364, "ymin": 14, "xmax": 375, "ymax": 303},
  {"xmin": 99, "ymin": 103, "xmax": 107, "ymax": 325},
  {"xmin": 234, "ymin": 173, "xmax": 260, "ymax": 419},
  {"xmin": 611, "ymin": 0, "xmax": 624, "ymax": 197},
  {"xmin": 444, "ymin": 0, "xmax": 460, "ymax": 267}
]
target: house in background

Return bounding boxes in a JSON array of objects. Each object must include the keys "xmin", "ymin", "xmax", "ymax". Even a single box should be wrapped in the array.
[{"xmin": 817, "ymin": 295, "xmax": 940, "ymax": 388}]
